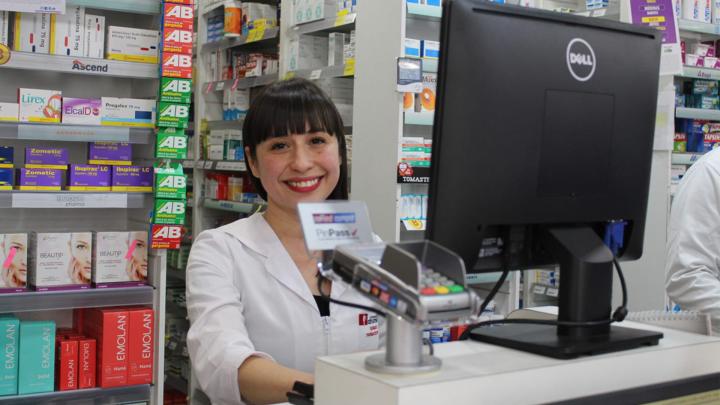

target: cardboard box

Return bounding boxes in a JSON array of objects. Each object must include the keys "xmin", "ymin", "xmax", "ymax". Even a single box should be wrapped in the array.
[
  {"xmin": 156, "ymin": 129, "xmax": 188, "ymax": 160},
  {"xmin": 160, "ymin": 78, "xmax": 192, "ymax": 104},
  {"xmin": 67, "ymin": 164, "xmax": 111, "ymax": 191},
  {"xmin": 422, "ymin": 40, "xmax": 439, "ymax": 59},
  {"xmin": 82, "ymin": 308, "xmax": 128, "ymax": 388},
  {"xmin": 18, "ymin": 168, "xmax": 63, "ymax": 191},
  {"xmin": 162, "ymin": 52, "xmax": 193, "ymax": 79},
  {"xmin": 155, "ymin": 173, "xmax": 187, "ymax": 200},
  {"xmin": 0, "ymin": 234, "xmax": 28, "ymax": 291},
  {"xmin": 106, "ymin": 26, "xmax": 159, "ymax": 63},
  {"xmin": 0, "ymin": 146, "xmax": 13, "ymax": 168},
  {"xmin": 56, "ymin": 339, "xmax": 78, "ymax": 391},
  {"xmin": 18, "ymin": 88, "xmax": 62, "ymax": 124},
  {"xmin": 0, "ymin": 316, "xmax": 19, "ymax": 395},
  {"xmin": 162, "ymin": 3, "xmax": 195, "ymax": 31},
  {"xmin": 127, "ymin": 308, "xmax": 154, "ymax": 385},
  {"xmin": 100, "ymin": 97, "xmax": 155, "ymax": 128},
  {"xmin": 0, "ymin": 169, "xmax": 13, "ymax": 190},
  {"xmin": 13, "ymin": 13, "xmax": 50, "ymax": 53},
  {"xmin": 328, "ymin": 33, "xmax": 346, "ymax": 66},
  {"xmin": 0, "ymin": 103, "xmax": 18, "ymax": 122},
  {"xmin": 29, "ymin": 232, "xmax": 92, "ymax": 290},
  {"xmin": 25, "ymin": 147, "xmax": 68, "ymax": 169},
  {"xmin": 83, "ymin": 14, "xmax": 105, "ymax": 59},
  {"xmin": 77, "ymin": 338, "xmax": 96, "ymax": 389},
  {"xmin": 93, "ymin": 231, "xmax": 149, "ymax": 286},
  {"xmin": 88, "ymin": 142, "xmax": 132, "ymax": 166},
  {"xmin": 18, "ymin": 321, "xmax": 55, "ymax": 395},
  {"xmin": 162, "ymin": 27, "xmax": 193, "ymax": 55},
  {"xmin": 154, "ymin": 199, "xmax": 186, "ymax": 225},
  {"xmin": 111, "ymin": 166, "xmax": 153, "ymax": 192},
  {"xmin": 157, "ymin": 102, "xmax": 190, "ymax": 129},
  {"xmin": 0, "ymin": 11, "xmax": 9, "ymax": 47},
  {"xmin": 404, "ymin": 38, "xmax": 421, "ymax": 57},
  {"xmin": 50, "ymin": 6, "xmax": 85, "ymax": 57},
  {"xmin": 62, "ymin": 98, "xmax": 101, "ymax": 125},
  {"xmin": 419, "ymin": 72, "xmax": 436, "ymax": 113}
]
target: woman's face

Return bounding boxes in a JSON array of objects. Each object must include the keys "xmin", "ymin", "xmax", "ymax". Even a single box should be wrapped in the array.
[
  {"xmin": 70, "ymin": 234, "xmax": 92, "ymax": 280},
  {"xmin": 3, "ymin": 235, "xmax": 26, "ymax": 284},
  {"xmin": 129, "ymin": 232, "xmax": 148, "ymax": 278},
  {"xmin": 247, "ymin": 132, "xmax": 341, "ymax": 214}
]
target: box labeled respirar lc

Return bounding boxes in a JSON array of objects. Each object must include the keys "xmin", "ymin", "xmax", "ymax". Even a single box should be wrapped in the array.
[{"xmin": 112, "ymin": 166, "xmax": 153, "ymax": 192}]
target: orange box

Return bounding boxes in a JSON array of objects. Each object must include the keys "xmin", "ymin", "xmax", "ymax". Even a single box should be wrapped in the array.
[
  {"xmin": 162, "ymin": 53, "xmax": 193, "ymax": 79},
  {"xmin": 56, "ymin": 339, "xmax": 78, "ymax": 391},
  {"xmin": 162, "ymin": 28, "xmax": 193, "ymax": 55},
  {"xmin": 128, "ymin": 308, "xmax": 154, "ymax": 385},
  {"xmin": 163, "ymin": 3, "xmax": 194, "ymax": 31}
]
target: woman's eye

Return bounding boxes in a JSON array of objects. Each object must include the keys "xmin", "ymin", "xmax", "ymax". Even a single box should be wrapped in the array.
[
  {"xmin": 270, "ymin": 142, "xmax": 287, "ymax": 151},
  {"xmin": 311, "ymin": 137, "xmax": 327, "ymax": 145}
]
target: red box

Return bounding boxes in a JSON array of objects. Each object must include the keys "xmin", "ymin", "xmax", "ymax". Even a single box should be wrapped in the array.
[
  {"xmin": 83, "ymin": 308, "xmax": 129, "ymax": 388},
  {"xmin": 77, "ymin": 338, "xmax": 97, "ymax": 389},
  {"xmin": 162, "ymin": 53, "xmax": 193, "ymax": 79},
  {"xmin": 73, "ymin": 308, "xmax": 85, "ymax": 335},
  {"xmin": 163, "ymin": 3, "xmax": 194, "ymax": 31},
  {"xmin": 163, "ymin": 28, "xmax": 193, "ymax": 55},
  {"xmin": 57, "ymin": 339, "xmax": 79, "ymax": 391},
  {"xmin": 128, "ymin": 307, "xmax": 154, "ymax": 385}
]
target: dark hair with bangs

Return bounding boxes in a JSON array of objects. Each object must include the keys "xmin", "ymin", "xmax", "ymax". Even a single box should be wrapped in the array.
[{"xmin": 242, "ymin": 78, "xmax": 349, "ymax": 201}]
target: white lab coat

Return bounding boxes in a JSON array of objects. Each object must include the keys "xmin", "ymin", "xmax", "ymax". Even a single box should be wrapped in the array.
[
  {"xmin": 666, "ymin": 147, "xmax": 720, "ymax": 334},
  {"xmin": 186, "ymin": 213, "xmax": 384, "ymax": 405}
]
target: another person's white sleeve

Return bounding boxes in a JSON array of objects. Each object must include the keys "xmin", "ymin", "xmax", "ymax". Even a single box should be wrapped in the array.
[
  {"xmin": 185, "ymin": 230, "xmax": 273, "ymax": 405},
  {"xmin": 666, "ymin": 158, "xmax": 720, "ymax": 333}
]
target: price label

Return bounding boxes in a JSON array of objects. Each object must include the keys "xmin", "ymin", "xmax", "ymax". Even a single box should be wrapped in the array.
[
  {"xmin": 12, "ymin": 193, "xmax": 127, "ymax": 208},
  {"xmin": 284, "ymin": 71, "xmax": 296, "ymax": 80},
  {"xmin": 343, "ymin": 58, "xmax": 356, "ymax": 76},
  {"xmin": 204, "ymin": 161, "xmax": 214, "ymax": 169},
  {"xmin": 216, "ymin": 161, "xmax": 246, "ymax": 171},
  {"xmin": 215, "ymin": 81, "xmax": 225, "ymax": 91},
  {"xmin": 533, "ymin": 285, "xmax": 547, "ymax": 295},
  {"xmin": 309, "ymin": 69, "xmax": 322, "ymax": 80},
  {"xmin": 546, "ymin": 287, "xmax": 559, "ymax": 297}
]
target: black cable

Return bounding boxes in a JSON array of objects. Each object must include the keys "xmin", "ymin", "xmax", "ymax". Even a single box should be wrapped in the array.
[
  {"xmin": 612, "ymin": 257, "xmax": 628, "ymax": 322},
  {"xmin": 478, "ymin": 269, "xmax": 510, "ymax": 316},
  {"xmin": 422, "ymin": 338, "xmax": 434, "ymax": 356},
  {"xmin": 316, "ymin": 273, "xmax": 387, "ymax": 318}
]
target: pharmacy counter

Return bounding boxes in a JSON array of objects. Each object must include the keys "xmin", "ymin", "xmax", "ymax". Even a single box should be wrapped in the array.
[{"xmin": 315, "ymin": 321, "xmax": 720, "ymax": 404}]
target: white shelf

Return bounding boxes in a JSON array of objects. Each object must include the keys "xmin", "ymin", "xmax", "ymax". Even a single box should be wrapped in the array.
[
  {"xmin": 290, "ymin": 64, "xmax": 354, "ymax": 80},
  {"xmin": 1, "ymin": 192, "xmax": 150, "ymax": 209},
  {"xmin": 404, "ymin": 111, "xmax": 434, "ymax": 126},
  {"xmin": 203, "ymin": 198, "xmax": 263, "ymax": 214},
  {"xmin": 672, "ymin": 152, "xmax": 705, "ymax": 165},
  {"xmin": 293, "ymin": 13, "xmax": 357, "ymax": 35},
  {"xmin": 207, "ymin": 119, "xmax": 245, "ymax": 130},
  {"xmin": 675, "ymin": 107, "xmax": 720, "ymax": 120},
  {"xmin": 203, "ymin": 73, "xmax": 278, "ymax": 93},
  {"xmin": 678, "ymin": 19, "xmax": 720, "ymax": 36},
  {"xmin": 0, "ymin": 286, "xmax": 154, "ymax": 313},
  {"xmin": 0, "ymin": 385, "xmax": 151, "ymax": 404},
  {"xmin": 201, "ymin": 27, "xmax": 280, "ymax": 53},
  {"xmin": 1, "ymin": 52, "xmax": 158, "ymax": 79},
  {"xmin": 0, "ymin": 122, "xmax": 152, "ymax": 144},
  {"xmin": 67, "ymin": 0, "xmax": 161, "ymax": 14},
  {"xmin": 680, "ymin": 66, "xmax": 720, "ymax": 80},
  {"xmin": 186, "ymin": 160, "xmax": 247, "ymax": 171},
  {"xmin": 406, "ymin": 3, "xmax": 442, "ymax": 20}
]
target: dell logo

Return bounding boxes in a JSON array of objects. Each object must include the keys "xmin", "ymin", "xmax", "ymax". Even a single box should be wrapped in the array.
[{"xmin": 566, "ymin": 38, "xmax": 596, "ymax": 82}]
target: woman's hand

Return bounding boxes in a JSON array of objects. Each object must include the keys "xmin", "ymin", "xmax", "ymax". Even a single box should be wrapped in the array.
[{"xmin": 237, "ymin": 356, "xmax": 314, "ymax": 405}]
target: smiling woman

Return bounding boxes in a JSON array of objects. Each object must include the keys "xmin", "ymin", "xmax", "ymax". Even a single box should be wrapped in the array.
[{"xmin": 185, "ymin": 78, "xmax": 384, "ymax": 405}]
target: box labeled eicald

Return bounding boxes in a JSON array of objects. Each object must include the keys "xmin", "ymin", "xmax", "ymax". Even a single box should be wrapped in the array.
[
  {"xmin": 62, "ymin": 98, "xmax": 101, "ymax": 125},
  {"xmin": 30, "ymin": 232, "xmax": 92, "ymax": 291},
  {"xmin": 0, "ymin": 234, "xmax": 28, "ymax": 292},
  {"xmin": 93, "ymin": 231, "xmax": 149, "ymax": 287}
]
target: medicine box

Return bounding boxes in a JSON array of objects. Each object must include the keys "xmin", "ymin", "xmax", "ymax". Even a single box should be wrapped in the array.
[
  {"xmin": 67, "ymin": 164, "xmax": 111, "ymax": 191},
  {"xmin": 77, "ymin": 338, "xmax": 96, "ymax": 389},
  {"xmin": 154, "ymin": 199, "xmax": 186, "ymax": 225},
  {"xmin": 162, "ymin": 27, "xmax": 193, "ymax": 55},
  {"xmin": 29, "ymin": 232, "xmax": 92, "ymax": 290},
  {"xmin": 25, "ymin": 147, "xmax": 68, "ymax": 169},
  {"xmin": 156, "ymin": 129, "xmax": 188, "ymax": 160},
  {"xmin": 405, "ymin": 38, "xmax": 421, "ymax": 57},
  {"xmin": 111, "ymin": 166, "xmax": 153, "ymax": 192},
  {"xmin": 18, "ymin": 88, "xmax": 62, "ymax": 124},
  {"xmin": 422, "ymin": 40, "xmax": 440, "ymax": 59},
  {"xmin": 106, "ymin": 26, "xmax": 159, "ymax": 64},
  {"xmin": 0, "ymin": 103, "xmax": 19, "ymax": 122},
  {"xmin": 163, "ymin": 3, "xmax": 195, "ymax": 31},
  {"xmin": 0, "ymin": 234, "xmax": 27, "ymax": 291},
  {"xmin": 50, "ymin": 6, "xmax": 85, "ymax": 57},
  {"xmin": 0, "ymin": 316, "xmax": 18, "ymax": 395},
  {"xmin": 82, "ymin": 308, "xmax": 128, "ymax": 388},
  {"xmin": 0, "ymin": 169, "xmax": 13, "ymax": 190},
  {"xmin": 328, "ymin": 33, "xmax": 346, "ymax": 66},
  {"xmin": 0, "ymin": 146, "xmax": 13, "ymax": 168},
  {"xmin": 93, "ymin": 231, "xmax": 149, "ymax": 287},
  {"xmin": 157, "ymin": 102, "xmax": 190, "ymax": 129},
  {"xmin": 88, "ymin": 142, "xmax": 132, "ymax": 166},
  {"xmin": 0, "ymin": 11, "xmax": 9, "ymax": 46},
  {"xmin": 127, "ymin": 308, "xmax": 154, "ymax": 385},
  {"xmin": 62, "ymin": 98, "xmax": 101, "ymax": 125},
  {"xmin": 100, "ymin": 97, "xmax": 155, "ymax": 128},
  {"xmin": 13, "ymin": 13, "xmax": 50, "ymax": 53},
  {"xmin": 84, "ymin": 15, "xmax": 105, "ymax": 59},
  {"xmin": 162, "ymin": 52, "xmax": 193, "ymax": 79},
  {"xmin": 160, "ymin": 78, "xmax": 193, "ymax": 104},
  {"xmin": 18, "ymin": 321, "xmax": 55, "ymax": 395},
  {"xmin": 56, "ymin": 338, "xmax": 78, "ymax": 391}
]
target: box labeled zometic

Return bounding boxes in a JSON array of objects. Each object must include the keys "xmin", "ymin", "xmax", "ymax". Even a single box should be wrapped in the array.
[
  {"xmin": 13, "ymin": 13, "xmax": 50, "ymax": 53},
  {"xmin": 0, "ymin": 316, "xmax": 19, "ymax": 395},
  {"xmin": 18, "ymin": 168, "xmax": 63, "ymax": 191},
  {"xmin": 25, "ymin": 147, "xmax": 68, "ymax": 169},
  {"xmin": 160, "ymin": 78, "xmax": 193, "ymax": 104},
  {"xmin": 82, "ymin": 308, "xmax": 128, "ymax": 388},
  {"xmin": 88, "ymin": 142, "xmax": 132, "ymax": 166},
  {"xmin": 93, "ymin": 231, "xmax": 149, "ymax": 286},
  {"xmin": 157, "ymin": 102, "xmax": 190, "ymax": 129},
  {"xmin": 67, "ymin": 164, "xmax": 111, "ymax": 191},
  {"xmin": 162, "ymin": 27, "xmax": 193, "ymax": 55},
  {"xmin": 77, "ymin": 338, "xmax": 96, "ymax": 389},
  {"xmin": 56, "ymin": 338, "xmax": 78, "ymax": 391},
  {"xmin": 18, "ymin": 89, "xmax": 62, "ymax": 123},
  {"xmin": 162, "ymin": 52, "xmax": 193, "ymax": 78},
  {"xmin": 154, "ymin": 199, "xmax": 186, "ymax": 225},
  {"xmin": 112, "ymin": 166, "xmax": 153, "ymax": 192},
  {"xmin": 50, "ymin": 6, "xmax": 85, "ymax": 57},
  {"xmin": 162, "ymin": 3, "xmax": 194, "ymax": 31},
  {"xmin": 62, "ymin": 98, "xmax": 101, "ymax": 125},
  {"xmin": 106, "ymin": 26, "xmax": 159, "ymax": 63},
  {"xmin": 156, "ymin": 128, "xmax": 188, "ymax": 159},
  {"xmin": 18, "ymin": 321, "xmax": 55, "ymax": 395},
  {"xmin": 127, "ymin": 308, "xmax": 154, "ymax": 385}
]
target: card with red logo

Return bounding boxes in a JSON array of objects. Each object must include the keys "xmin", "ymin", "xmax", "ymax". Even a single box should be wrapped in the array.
[
  {"xmin": 163, "ymin": 3, "xmax": 194, "ymax": 31},
  {"xmin": 162, "ymin": 53, "xmax": 193, "ymax": 79},
  {"xmin": 163, "ymin": 28, "xmax": 193, "ymax": 55}
]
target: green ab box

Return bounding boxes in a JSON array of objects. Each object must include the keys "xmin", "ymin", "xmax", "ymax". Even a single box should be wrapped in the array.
[
  {"xmin": 155, "ymin": 173, "xmax": 187, "ymax": 200},
  {"xmin": 157, "ymin": 102, "xmax": 190, "ymax": 129},
  {"xmin": 160, "ymin": 78, "xmax": 193, "ymax": 104},
  {"xmin": 156, "ymin": 129, "xmax": 188, "ymax": 159},
  {"xmin": 154, "ymin": 199, "xmax": 186, "ymax": 225}
]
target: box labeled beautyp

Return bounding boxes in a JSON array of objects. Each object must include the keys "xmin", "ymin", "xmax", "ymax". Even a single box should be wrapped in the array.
[
  {"xmin": 18, "ymin": 89, "xmax": 62, "ymax": 123},
  {"xmin": 128, "ymin": 308, "xmax": 154, "ymax": 385},
  {"xmin": 0, "ymin": 146, "xmax": 13, "ymax": 168},
  {"xmin": 162, "ymin": 3, "xmax": 195, "ymax": 31},
  {"xmin": 25, "ymin": 147, "xmax": 68, "ymax": 169},
  {"xmin": 156, "ymin": 128, "xmax": 188, "ymax": 160},
  {"xmin": 67, "ymin": 164, "xmax": 111, "ymax": 191},
  {"xmin": 0, "ymin": 234, "xmax": 28, "ymax": 292},
  {"xmin": 112, "ymin": 166, "xmax": 153, "ymax": 192},
  {"xmin": 77, "ymin": 338, "xmax": 96, "ymax": 389},
  {"xmin": 29, "ymin": 232, "xmax": 92, "ymax": 291},
  {"xmin": 0, "ymin": 169, "xmax": 13, "ymax": 190},
  {"xmin": 62, "ymin": 98, "xmax": 101, "ymax": 125},
  {"xmin": 18, "ymin": 321, "xmax": 55, "ymax": 395},
  {"xmin": 157, "ymin": 102, "xmax": 190, "ymax": 129},
  {"xmin": 162, "ymin": 52, "xmax": 193, "ymax": 79},
  {"xmin": 100, "ymin": 98, "xmax": 155, "ymax": 128},
  {"xmin": 0, "ymin": 103, "xmax": 18, "ymax": 122},
  {"xmin": 50, "ymin": 6, "xmax": 85, "ymax": 57},
  {"xmin": 93, "ymin": 231, "xmax": 149, "ymax": 287},
  {"xmin": 88, "ymin": 142, "xmax": 132, "ymax": 166},
  {"xmin": 106, "ymin": 26, "xmax": 159, "ymax": 63},
  {"xmin": 18, "ymin": 169, "xmax": 63, "ymax": 191},
  {"xmin": 84, "ymin": 14, "xmax": 105, "ymax": 59},
  {"xmin": 56, "ymin": 338, "xmax": 78, "ymax": 391},
  {"xmin": 154, "ymin": 199, "xmax": 186, "ymax": 225},
  {"xmin": 160, "ymin": 78, "xmax": 192, "ymax": 104},
  {"xmin": 13, "ymin": 13, "xmax": 50, "ymax": 53},
  {"xmin": 82, "ymin": 308, "xmax": 128, "ymax": 388},
  {"xmin": 0, "ymin": 316, "xmax": 19, "ymax": 395}
]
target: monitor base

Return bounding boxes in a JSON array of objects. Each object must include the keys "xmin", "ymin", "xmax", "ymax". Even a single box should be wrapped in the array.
[{"xmin": 469, "ymin": 323, "xmax": 662, "ymax": 359}]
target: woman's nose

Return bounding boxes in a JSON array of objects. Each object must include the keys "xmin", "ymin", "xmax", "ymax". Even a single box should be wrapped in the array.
[{"xmin": 289, "ymin": 145, "xmax": 313, "ymax": 172}]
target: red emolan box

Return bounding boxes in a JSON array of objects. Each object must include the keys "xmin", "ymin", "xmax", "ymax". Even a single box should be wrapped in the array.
[
  {"xmin": 163, "ymin": 28, "xmax": 193, "ymax": 55},
  {"xmin": 163, "ymin": 3, "xmax": 194, "ymax": 31},
  {"xmin": 162, "ymin": 53, "xmax": 193, "ymax": 79},
  {"xmin": 128, "ymin": 307, "xmax": 154, "ymax": 385},
  {"xmin": 57, "ymin": 339, "xmax": 79, "ymax": 391},
  {"xmin": 83, "ymin": 308, "xmax": 129, "ymax": 388},
  {"xmin": 77, "ymin": 338, "xmax": 97, "ymax": 389}
]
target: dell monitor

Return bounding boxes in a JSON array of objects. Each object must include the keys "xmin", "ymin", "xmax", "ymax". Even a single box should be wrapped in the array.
[{"xmin": 427, "ymin": 0, "xmax": 663, "ymax": 358}]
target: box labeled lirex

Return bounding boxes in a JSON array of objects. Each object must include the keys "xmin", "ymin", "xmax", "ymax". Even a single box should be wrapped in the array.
[
  {"xmin": 82, "ymin": 308, "xmax": 128, "ymax": 388},
  {"xmin": 67, "ymin": 164, "xmax": 111, "ymax": 191},
  {"xmin": 18, "ymin": 168, "xmax": 63, "ymax": 191},
  {"xmin": 162, "ymin": 27, "xmax": 193, "ymax": 55},
  {"xmin": 160, "ymin": 78, "xmax": 192, "ymax": 104},
  {"xmin": 156, "ymin": 129, "xmax": 188, "ymax": 159},
  {"xmin": 0, "ymin": 316, "xmax": 19, "ymax": 395},
  {"xmin": 77, "ymin": 338, "xmax": 96, "ymax": 389},
  {"xmin": 88, "ymin": 142, "xmax": 132, "ymax": 166},
  {"xmin": 155, "ymin": 173, "xmax": 187, "ymax": 199},
  {"xmin": 18, "ymin": 89, "xmax": 62, "ymax": 123},
  {"xmin": 128, "ymin": 308, "xmax": 154, "ymax": 385},
  {"xmin": 25, "ymin": 147, "xmax": 68, "ymax": 169},
  {"xmin": 18, "ymin": 321, "xmax": 55, "ymax": 395},
  {"xmin": 111, "ymin": 166, "xmax": 153, "ymax": 192},
  {"xmin": 162, "ymin": 3, "xmax": 195, "ymax": 31},
  {"xmin": 93, "ymin": 231, "xmax": 149, "ymax": 286},
  {"xmin": 106, "ymin": 26, "xmax": 159, "ymax": 63},
  {"xmin": 154, "ymin": 199, "xmax": 186, "ymax": 225},
  {"xmin": 162, "ymin": 53, "xmax": 193, "ymax": 78},
  {"xmin": 56, "ymin": 338, "xmax": 78, "ymax": 391},
  {"xmin": 157, "ymin": 102, "xmax": 190, "ymax": 129}
]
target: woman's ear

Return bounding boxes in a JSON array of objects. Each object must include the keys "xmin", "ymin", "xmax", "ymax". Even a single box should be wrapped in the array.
[{"xmin": 245, "ymin": 147, "xmax": 259, "ymax": 178}]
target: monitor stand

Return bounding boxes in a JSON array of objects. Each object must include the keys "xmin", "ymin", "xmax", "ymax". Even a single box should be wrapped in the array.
[{"xmin": 469, "ymin": 226, "xmax": 662, "ymax": 359}]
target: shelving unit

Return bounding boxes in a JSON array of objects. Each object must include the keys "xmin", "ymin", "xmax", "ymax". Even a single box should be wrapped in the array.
[
  {"xmin": 67, "ymin": 0, "xmax": 161, "ymax": 14},
  {"xmin": 200, "ymin": 27, "xmax": 280, "ymax": 53},
  {"xmin": 203, "ymin": 198, "xmax": 263, "ymax": 214},
  {"xmin": 202, "ymin": 73, "xmax": 278, "ymax": 93},
  {"xmin": 675, "ymin": 107, "xmax": 720, "ymax": 120},
  {"xmin": 0, "ymin": 191, "xmax": 151, "ymax": 209},
  {"xmin": 0, "ymin": 52, "xmax": 158, "ymax": 79},
  {"xmin": 0, "ymin": 286, "xmax": 154, "ymax": 313},
  {"xmin": 0, "ymin": 385, "xmax": 152, "ymax": 404},
  {"xmin": 0, "ymin": 122, "xmax": 153, "ymax": 143},
  {"xmin": 293, "ymin": 13, "xmax": 356, "ymax": 35}
]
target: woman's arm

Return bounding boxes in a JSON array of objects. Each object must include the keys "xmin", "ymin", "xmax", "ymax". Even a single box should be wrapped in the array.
[{"xmin": 238, "ymin": 356, "xmax": 314, "ymax": 404}]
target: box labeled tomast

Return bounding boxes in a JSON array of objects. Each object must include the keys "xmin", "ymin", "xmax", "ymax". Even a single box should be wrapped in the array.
[
  {"xmin": 156, "ymin": 128, "xmax": 188, "ymax": 159},
  {"xmin": 162, "ymin": 53, "xmax": 193, "ymax": 79},
  {"xmin": 162, "ymin": 27, "xmax": 193, "ymax": 55},
  {"xmin": 154, "ymin": 199, "xmax": 186, "ymax": 225},
  {"xmin": 155, "ymin": 173, "xmax": 187, "ymax": 199},
  {"xmin": 157, "ymin": 102, "xmax": 190, "ymax": 129},
  {"xmin": 160, "ymin": 78, "xmax": 192, "ymax": 104},
  {"xmin": 162, "ymin": 3, "xmax": 194, "ymax": 31}
]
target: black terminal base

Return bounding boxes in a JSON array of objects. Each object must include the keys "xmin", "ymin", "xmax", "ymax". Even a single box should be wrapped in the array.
[{"xmin": 469, "ymin": 323, "xmax": 663, "ymax": 359}]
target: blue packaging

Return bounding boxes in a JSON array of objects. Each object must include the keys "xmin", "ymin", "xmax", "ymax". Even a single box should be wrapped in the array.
[
  {"xmin": 0, "ymin": 147, "xmax": 12, "ymax": 169},
  {"xmin": 18, "ymin": 321, "xmax": 55, "ymax": 395},
  {"xmin": 0, "ymin": 169, "xmax": 12, "ymax": 190},
  {"xmin": 0, "ymin": 315, "xmax": 19, "ymax": 396},
  {"xmin": 685, "ymin": 120, "xmax": 707, "ymax": 153}
]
